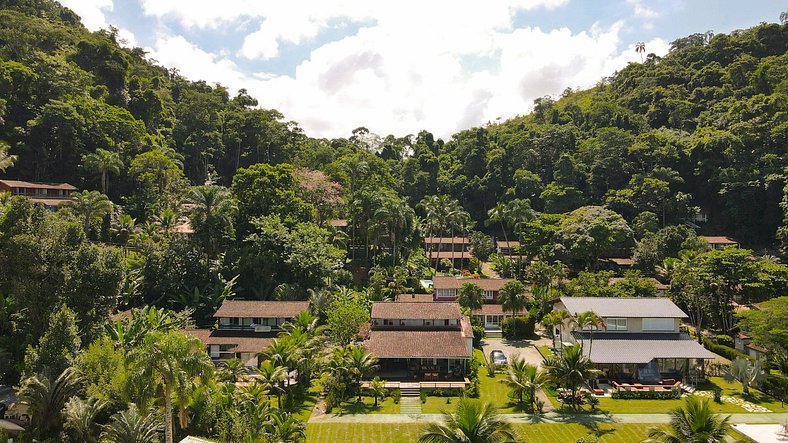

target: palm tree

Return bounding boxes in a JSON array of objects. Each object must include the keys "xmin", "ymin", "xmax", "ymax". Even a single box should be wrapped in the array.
[
  {"xmin": 419, "ymin": 195, "xmax": 442, "ymax": 266},
  {"xmin": 256, "ymin": 359, "xmax": 287, "ymax": 404},
  {"xmin": 574, "ymin": 311, "xmax": 605, "ymax": 357},
  {"xmin": 368, "ymin": 376, "xmax": 387, "ymax": 407},
  {"xmin": 263, "ymin": 409, "xmax": 306, "ymax": 443},
  {"xmin": 83, "ymin": 148, "xmax": 123, "ymax": 195},
  {"xmin": 541, "ymin": 310, "xmax": 571, "ymax": 348},
  {"xmin": 219, "ymin": 358, "xmax": 247, "ymax": 383},
  {"xmin": 542, "ymin": 344, "xmax": 600, "ymax": 410},
  {"xmin": 500, "ymin": 356, "xmax": 545, "ymax": 410},
  {"xmin": 635, "ymin": 42, "xmax": 646, "ymax": 62},
  {"xmin": 63, "ymin": 397, "xmax": 106, "ymax": 443},
  {"xmin": 128, "ymin": 330, "xmax": 213, "ymax": 443},
  {"xmin": 283, "ymin": 311, "xmax": 321, "ymax": 335},
  {"xmin": 20, "ymin": 367, "xmax": 82, "ymax": 440},
  {"xmin": 155, "ymin": 208, "xmax": 180, "ymax": 232},
  {"xmin": 724, "ymin": 357, "xmax": 765, "ymax": 395},
  {"xmin": 111, "ymin": 213, "xmax": 137, "ymax": 245},
  {"xmin": 487, "ymin": 202, "xmax": 511, "ymax": 249},
  {"xmin": 101, "ymin": 404, "xmax": 163, "ymax": 443},
  {"xmin": 419, "ymin": 398, "xmax": 517, "ymax": 443},
  {"xmin": 68, "ymin": 190, "xmax": 114, "ymax": 235},
  {"xmin": 345, "ymin": 345, "xmax": 379, "ymax": 402},
  {"xmin": 497, "ymin": 281, "xmax": 528, "ymax": 318},
  {"xmin": 457, "ymin": 282, "xmax": 484, "ymax": 311},
  {"xmin": 181, "ymin": 185, "xmax": 237, "ymax": 257},
  {"xmin": 644, "ymin": 397, "xmax": 730, "ymax": 443},
  {"xmin": 373, "ymin": 194, "xmax": 416, "ymax": 264},
  {"xmin": 0, "ymin": 141, "xmax": 17, "ymax": 172}
]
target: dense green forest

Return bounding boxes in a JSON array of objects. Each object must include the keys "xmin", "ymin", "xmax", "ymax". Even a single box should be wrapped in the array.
[{"xmin": 1, "ymin": 1, "xmax": 788, "ymax": 441}]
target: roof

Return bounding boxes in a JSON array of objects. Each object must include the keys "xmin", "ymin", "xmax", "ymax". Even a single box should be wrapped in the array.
[
  {"xmin": 213, "ymin": 300, "xmax": 309, "ymax": 318},
  {"xmin": 746, "ymin": 343, "xmax": 768, "ymax": 353},
  {"xmin": 327, "ymin": 219, "xmax": 348, "ymax": 227},
  {"xmin": 184, "ymin": 329, "xmax": 274, "ymax": 354},
  {"xmin": 371, "ymin": 302, "xmax": 462, "ymax": 319},
  {"xmin": 607, "ymin": 258, "xmax": 633, "ymax": 266},
  {"xmin": 395, "ymin": 293, "xmax": 435, "ymax": 302},
  {"xmin": 702, "ymin": 236, "xmax": 738, "ymax": 245},
  {"xmin": 180, "ymin": 437, "xmax": 216, "ymax": 443},
  {"xmin": 170, "ymin": 221, "xmax": 195, "ymax": 234},
  {"xmin": 0, "ymin": 386, "xmax": 17, "ymax": 406},
  {"xmin": 558, "ymin": 297, "xmax": 687, "ymax": 318},
  {"xmin": 432, "ymin": 276, "xmax": 515, "ymax": 291},
  {"xmin": 364, "ymin": 330, "xmax": 471, "ymax": 358},
  {"xmin": 608, "ymin": 277, "xmax": 669, "ymax": 290},
  {"xmin": 472, "ymin": 304, "xmax": 505, "ymax": 315},
  {"xmin": 460, "ymin": 316, "xmax": 473, "ymax": 338},
  {"xmin": 578, "ymin": 335, "xmax": 715, "ymax": 364},
  {"xmin": 425, "ymin": 237, "xmax": 469, "ymax": 244},
  {"xmin": 496, "ymin": 241, "xmax": 520, "ymax": 248},
  {"xmin": 0, "ymin": 180, "xmax": 77, "ymax": 191},
  {"xmin": 29, "ymin": 198, "xmax": 74, "ymax": 206}
]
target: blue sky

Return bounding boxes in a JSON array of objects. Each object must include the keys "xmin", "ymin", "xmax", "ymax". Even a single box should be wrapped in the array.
[{"xmin": 61, "ymin": 0, "xmax": 786, "ymax": 139}]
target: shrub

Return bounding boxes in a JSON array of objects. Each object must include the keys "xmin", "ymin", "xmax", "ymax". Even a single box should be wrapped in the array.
[
  {"xmin": 472, "ymin": 324, "xmax": 486, "ymax": 347},
  {"xmin": 703, "ymin": 340, "xmax": 755, "ymax": 364},
  {"xmin": 714, "ymin": 334, "xmax": 734, "ymax": 347},
  {"xmin": 713, "ymin": 387, "xmax": 722, "ymax": 403},
  {"xmin": 501, "ymin": 315, "xmax": 535, "ymax": 339},
  {"xmin": 761, "ymin": 372, "xmax": 788, "ymax": 402},
  {"xmin": 420, "ymin": 390, "xmax": 427, "ymax": 404},
  {"xmin": 487, "ymin": 362, "xmax": 497, "ymax": 377},
  {"xmin": 611, "ymin": 389, "xmax": 681, "ymax": 400},
  {"xmin": 535, "ymin": 398, "xmax": 545, "ymax": 414},
  {"xmin": 576, "ymin": 437, "xmax": 600, "ymax": 443},
  {"xmin": 392, "ymin": 389, "xmax": 401, "ymax": 404}
]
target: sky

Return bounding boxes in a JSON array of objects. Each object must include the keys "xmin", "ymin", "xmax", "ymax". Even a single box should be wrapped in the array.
[{"xmin": 59, "ymin": 0, "xmax": 785, "ymax": 139}]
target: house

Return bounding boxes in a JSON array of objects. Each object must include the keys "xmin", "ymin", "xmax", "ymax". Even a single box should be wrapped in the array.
[
  {"xmin": 552, "ymin": 297, "xmax": 715, "ymax": 385},
  {"xmin": 496, "ymin": 240, "xmax": 521, "ymax": 258},
  {"xmin": 395, "ymin": 293, "xmax": 435, "ymax": 302},
  {"xmin": 432, "ymin": 276, "xmax": 515, "ymax": 303},
  {"xmin": 363, "ymin": 302, "xmax": 473, "ymax": 381},
  {"xmin": 0, "ymin": 179, "xmax": 77, "ymax": 209},
  {"xmin": 1, "ymin": 385, "xmax": 28, "ymax": 434},
  {"xmin": 188, "ymin": 300, "xmax": 309, "ymax": 367},
  {"xmin": 702, "ymin": 236, "xmax": 738, "ymax": 250},
  {"xmin": 472, "ymin": 304, "xmax": 506, "ymax": 331},
  {"xmin": 735, "ymin": 333, "xmax": 768, "ymax": 361},
  {"xmin": 425, "ymin": 237, "xmax": 471, "ymax": 268},
  {"xmin": 608, "ymin": 277, "xmax": 670, "ymax": 297}
]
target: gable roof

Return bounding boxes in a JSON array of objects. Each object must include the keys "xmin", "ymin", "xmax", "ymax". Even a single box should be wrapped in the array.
[
  {"xmin": 371, "ymin": 301, "xmax": 462, "ymax": 319},
  {"xmin": 213, "ymin": 300, "xmax": 309, "ymax": 318},
  {"xmin": 558, "ymin": 297, "xmax": 687, "ymax": 318},
  {"xmin": 432, "ymin": 276, "xmax": 515, "ymax": 291},
  {"xmin": 496, "ymin": 241, "xmax": 520, "ymax": 248},
  {"xmin": 184, "ymin": 329, "xmax": 275, "ymax": 353},
  {"xmin": 0, "ymin": 179, "xmax": 77, "ymax": 191},
  {"xmin": 579, "ymin": 335, "xmax": 715, "ymax": 363},
  {"xmin": 702, "ymin": 236, "xmax": 738, "ymax": 245},
  {"xmin": 395, "ymin": 293, "xmax": 435, "ymax": 302}
]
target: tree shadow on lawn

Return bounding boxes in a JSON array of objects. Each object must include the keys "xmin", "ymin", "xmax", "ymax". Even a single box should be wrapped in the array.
[{"xmin": 336, "ymin": 399, "xmax": 386, "ymax": 415}]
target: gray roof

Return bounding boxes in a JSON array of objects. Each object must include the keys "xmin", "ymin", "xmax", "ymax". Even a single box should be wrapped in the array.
[
  {"xmin": 559, "ymin": 297, "xmax": 687, "ymax": 318},
  {"xmin": 0, "ymin": 386, "xmax": 17, "ymax": 406},
  {"xmin": 578, "ymin": 335, "xmax": 715, "ymax": 364}
]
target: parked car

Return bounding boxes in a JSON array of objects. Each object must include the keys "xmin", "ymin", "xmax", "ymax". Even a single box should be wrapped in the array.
[{"xmin": 490, "ymin": 350, "xmax": 507, "ymax": 365}]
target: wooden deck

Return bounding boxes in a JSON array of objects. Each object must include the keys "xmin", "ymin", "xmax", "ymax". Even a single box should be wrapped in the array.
[{"xmin": 361, "ymin": 379, "xmax": 470, "ymax": 389}]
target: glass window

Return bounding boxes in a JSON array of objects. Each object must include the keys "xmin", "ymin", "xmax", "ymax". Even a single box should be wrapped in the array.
[
  {"xmin": 605, "ymin": 318, "xmax": 627, "ymax": 331},
  {"xmin": 643, "ymin": 318, "xmax": 674, "ymax": 331}
]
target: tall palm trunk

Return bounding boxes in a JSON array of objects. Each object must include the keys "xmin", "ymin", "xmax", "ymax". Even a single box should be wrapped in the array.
[
  {"xmin": 164, "ymin": 382, "xmax": 174, "ymax": 443},
  {"xmin": 101, "ymin": 170, "xmax": 108, "ymax": 195}
]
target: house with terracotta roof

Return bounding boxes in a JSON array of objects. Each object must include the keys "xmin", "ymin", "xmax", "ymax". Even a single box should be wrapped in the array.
[
  {"xmin": 735, "ymin": 333, "xmax": 768, "ymax": 361},
  {"xmin": 702, "ymin": 236, "xmax": 739, "ymax": 250},
  {"xmin": 363, "ymin": 302, "xmax": 473, "ymax": 381},
  {"xmin": 551, "ymin": 297, "xmax": 714, "ymax": 386},
  {"xmin": 432, "ymin": 276, "xmax": 515, "ymax": 303},
  {"xmin": 496, "ymin": 240, "xmax": 521, "ymax": 258},
  {"xmin": 0, "ymin": 179, "xmax": 77, "ymax": 209},
  {"xmin": 188, "ymin": 300, "xmax": 309, "ymax": 367},
  {"xmin": 425, "ymin": 237, "xmax": 471, "ymax": 268},
  {"xmin": 471, "ymin": 304, "xmax": 506, "ymax": 331}
]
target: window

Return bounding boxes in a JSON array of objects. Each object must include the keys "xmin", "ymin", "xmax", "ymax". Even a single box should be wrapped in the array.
[
  {"xmin": 605, "ymin": 318, "xmax": 627, "ymax": 331},
  {"xmin": 483, "ymin": 290, "xmax": 494, "ymax": 300},
  {"xmin": 643, "ymin": 318, "xmax": 675, "ymax": 331},
  {"xmin": 436, "ymin": 289, "xmax": 456, "ymax": 299}
]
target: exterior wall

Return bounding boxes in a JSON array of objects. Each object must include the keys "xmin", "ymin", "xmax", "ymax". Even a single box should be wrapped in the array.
[
  {"xmin": 218, "ymin": 316, "xmax": 291, "ymax": 330},
  {"xmin": 435, "ymin": 288, "xmax": 457, "ymax": 300},
  {"xmin": 372, "ymin": 318, "xmax": 459, "ymax": 327},
  {"xmin": 473, "ymin": 314, "xmax": 504, "ymax": 330}
]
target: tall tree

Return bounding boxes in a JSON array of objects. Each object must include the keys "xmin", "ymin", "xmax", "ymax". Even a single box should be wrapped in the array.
[
  {"xmin": 82, "ymin": 148, "xmax": 122, "ymax": 195},
  {"xmin": 457, "ymin": 282, "xmax": 484, "ymax": 311},
  {"xmin": 19, "ymin": 367, "xmax": 82, "ymax": 441},
  {"xmin": 497, "ymin": 281, "xmax": 528, "ymax": 318},
  {"xmin": 67, "ymin": 190, "xmax": 114, "ymax": 236},
  {"xmin": 418, "ymin": 398, "xmax": 517, "ymax": 443},
  {"xmin": 100, "ymin": 404, "xmax": 163, "ymax": 443},
  {"xmin": 181, "ymin": 185, "xmax": 237, "ymax": 257},
  {"xmin": 542, "ymin": 344, "xmax": 600, "ymax": 410}
]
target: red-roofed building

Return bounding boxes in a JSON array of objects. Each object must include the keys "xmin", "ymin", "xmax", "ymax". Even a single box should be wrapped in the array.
[
  {"xmin": 424, "ymin": 237, "xmax": 471, "ymax": 268},
  {"xmin": 0, "ymin": 179, "xmax": 77, "ymax": 209},
  {"xmin": 702, "ymin": 236, "xmax": 739, "ymax": 250},
  {"xmin": 364, "ymin": 302, "xmax": 472, "ymax": 381},
  {"xmin": 432, "ymin": 276, "xmax": 516, "ymax": 303}
]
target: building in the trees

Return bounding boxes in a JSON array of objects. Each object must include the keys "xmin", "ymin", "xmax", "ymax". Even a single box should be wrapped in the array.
[
  {"xmin": 471, "ymin": 304, "xmax": 506, "ymax": 331},
  {"xmin": 702, "ymin": 236, "xmax": 739, "ymax": 250},
  {"xmin": 496, "ymin": 240, "xmax": 520, "ymax": 259},
  {"xmin": 425, "ymin": 236, "xmax": 471, "ymax": 269},
  {"xmin": 735, "ymin": 333, "xmax": 768, "ymax": 361},
  {"xmin": 0, "ymin": 179, "xmax": 77, "ymax": 209},
  {"xmin": 363, "ymin": 302, "xmax": 473, "ymax": 381},
  {"xmin": 187, "ymin": 300, "xmax": 309, "ymax": 367},
  {"xmin": 0, "ymin": 386, "xmax": 27, "ymax": 434},
  {"xmin": 395, "ymin": 293, "xmax": 434, "ymax": 302},
  {"xmin": 432, "ymin": 276, "xmax": 515, "ymax": 303},
  {"xmin": 552, "ymin": 297, "xmax": 714, "ymax": 387}
]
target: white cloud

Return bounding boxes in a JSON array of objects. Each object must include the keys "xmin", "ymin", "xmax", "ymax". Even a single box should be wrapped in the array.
[
  {"xmin": 627, "ymin": 0, "xmax": 659, "ymax": 19},
  {"xmin": 59, "ymin": 0, "xmax": 113, "ymax": 31},
  {"xmin": 139, "ymin": 0, "xmax": 672, "ymax": 138}
]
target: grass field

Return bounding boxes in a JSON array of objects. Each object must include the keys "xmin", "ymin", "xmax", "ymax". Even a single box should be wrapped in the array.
[{"xmin": 306, "ymin": 423, "xmax": 669, "ymax": 443}]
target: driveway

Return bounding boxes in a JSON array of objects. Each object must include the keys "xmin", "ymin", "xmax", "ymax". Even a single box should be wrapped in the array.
[{"xmin": 480, "ymin": 335, "xmax": 552, "ymax": 367}]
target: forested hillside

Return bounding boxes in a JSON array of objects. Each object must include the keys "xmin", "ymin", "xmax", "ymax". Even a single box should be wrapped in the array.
[{"xmin": 1, "ymin": 0, "xmax": 787, "ymax": 391}]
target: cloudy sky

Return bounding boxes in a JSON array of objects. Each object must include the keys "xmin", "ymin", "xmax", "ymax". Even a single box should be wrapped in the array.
[{"xmin": 60, "ymin": 0, "xmax": 784, "ymax": 139}]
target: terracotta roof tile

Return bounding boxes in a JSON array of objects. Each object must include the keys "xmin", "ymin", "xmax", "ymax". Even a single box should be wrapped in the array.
[
  {"xmin": 0, "ymin": 180, "xmax": 78, "ymax": 190},
  {"xmin": 214, "ymin": 301, "xmax": 309, "ymax": 318},
  {"xmin": 472, "ymin": 304, "xmax": 505, "ymax": 315},
  {"xmin": 364, "ymin": 330, "xmax": 471, "ymax": 358},
  {"xmin": 184, "ymin": 329, "xmax": 274, "ymax": 353},
  {"xmin": 702, "ymin": 236, "xmax": 738, "ymax": 244},
  {"xmin": 432, "ymin": 276, "xmax": 515, "ymax": 291},
  {"xmin": 395, "ymin": 294, "xmax": 434, "ymax": 302},
  {"xmin": 371, "ymin": 302, "xmax": 462, "ymax": 319}
]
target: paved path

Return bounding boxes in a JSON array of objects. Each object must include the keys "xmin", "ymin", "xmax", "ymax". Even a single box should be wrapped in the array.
[{"xmin": 308, "ymin": 412, "xmax": 788, "ymax": 424}]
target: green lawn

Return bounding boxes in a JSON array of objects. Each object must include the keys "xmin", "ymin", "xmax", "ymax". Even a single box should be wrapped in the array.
[
  {"xmin": 536, "ymin": 345, "xmax": 554, "ymax": 360},
  {"xmin": 292, "ymin": 384, "xmax": 322, "ymax": 422},
  {"xmin": 336, "ymin": 396, "xmax": 399, "ymax": 414},
  {"xmin": 306, "ymin": 423, "xmax": 670, "ymax": 443}
]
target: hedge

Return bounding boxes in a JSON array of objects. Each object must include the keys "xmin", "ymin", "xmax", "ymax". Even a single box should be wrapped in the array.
[
  {"xmin": 501, "ymin": 315, "xmax": 535, "ymax": 339},
  {"xmin": 761, "ymin": 372, "xmax": 788, "ymax": 401},
  {"xmin": 703, "ymin": 340, "xmax": 754, "ymax": 363},
  {"xmin": 611, "ymin": 389, "xmax": 681, "ymax": 400}
]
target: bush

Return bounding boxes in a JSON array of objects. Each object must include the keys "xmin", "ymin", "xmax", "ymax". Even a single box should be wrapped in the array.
[
  {"xmin": 703, "ymin": 340, "xmax": 755, "ymax": 364},
  {"xmin": 501, "ymin": 315, "xmax": 535, "ymax": 339},
  {"xmin": 611, "ymin": 389, "xmax": 681, "ymax": 400},
  {"xmin": 392, "ymin": 389, "xmax": 401, "ymax": 404},
  {"xmin": 761, "ymin": 373, "xmax": 788, "ymax": 402},
  {"xmin": 472, "ymin": 324, "xmax": 486, "ymax": 347},
  {"xmin": 487, "ymin": 362, "xmax": 497, "ymax": 377},
  {"xmin": 714, "ymin": 334, "xmax": 734, "ymax": 347},
  {"xmin": 420, "ymin": 390, "xmax": 427, "ymax": 404},
  {"xmin": 713, "ymin": 387, "xmax": 722, "ymax": 403},
  {"xmin": 576, "ymin": 437, "xmax": 600, "ymax": 443}
]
